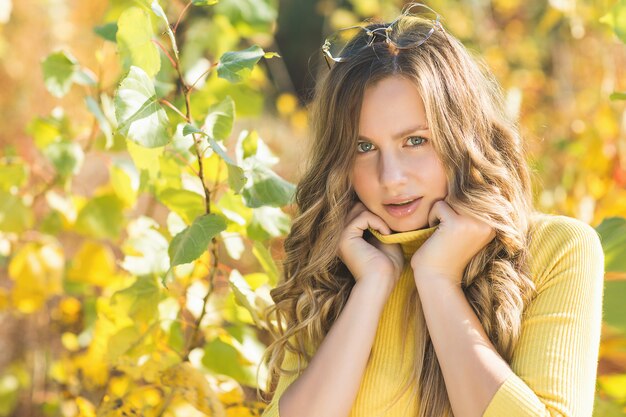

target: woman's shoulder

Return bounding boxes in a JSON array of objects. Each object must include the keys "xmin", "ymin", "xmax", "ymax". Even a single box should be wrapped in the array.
[
  {"xmin": 528, "ymin": 211, "xmax": 602, "ymax": 243},
  {"xmin": 527, "ymin": 211, "xmax": 604, "ymax": 287}
]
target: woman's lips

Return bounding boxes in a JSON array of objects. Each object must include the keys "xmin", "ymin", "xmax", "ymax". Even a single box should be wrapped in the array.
[{"xmin": 383, "ymin": 197, "xmax": 422, "ymax": 217}]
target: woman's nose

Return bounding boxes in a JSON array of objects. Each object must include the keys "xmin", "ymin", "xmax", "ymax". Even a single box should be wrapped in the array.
[{"xmin": 379, "ymin": 151, "xmax": 408, "ymax": 189}]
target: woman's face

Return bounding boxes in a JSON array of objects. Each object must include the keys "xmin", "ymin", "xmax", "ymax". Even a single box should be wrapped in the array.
[{"xmin": 350, "ymin": 75, "xmax": 448, "ymax": 233}]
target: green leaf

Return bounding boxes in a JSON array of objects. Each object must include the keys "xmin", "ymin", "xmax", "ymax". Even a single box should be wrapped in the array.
[
  {"xmin": 201, "ymin": 333, "xmax": 258, "ymax": 386},
  {"xmin": 203, "ymin": 96, "xmax": 235, "ymax": 142},
  {"xmin": 126, "ymin": 139, "xmax": 164, "ymax": 179},
  {"xmin": 150, "ymin": 0, "xmax": 179, "ymax": 59},
  {"xmin": 226, "ymin": 162, "xmax": 246, "ymax": 194},
  {"xmin": 41, "ymin": 51, "xmax": 78, "ymax": 98},
  {"xmin": 252, "ymin": 240, "xmax": 279, "ymax": 287},
  {"xmin": 184, "ymin": 122, "xmax": 246, "ymax": 193},
  {"xmin": 182, "ymin": 124, "xmax": 202, "ymax": 136},
  {"xmin": 238, "ymin": 130, "xmax": 258, "ymax": 160},
  {"xmin": 94, "ymin": 22, "xmax": 118, "ymax": 42},
  {"xmin": 86, "ymin": 96, "xmax": 114, "ymax": 149},
  {"xmin": 609, "ymin": 92, "xmax": 626, "ymax": 100},
  {"xmin": 247, "ymin": 206, "xmax": 290, "ymax": 240},
  {"xmin": 42, "ymin": 141, "xmax": 84, "ymax": 178},
  {"xmin": 596, "ymin": 217, "xmax": 626, "ymax": 273},
  {"xmin": 158, "ymin": 188, "xmax": 205, "ymax": 225},
  {"xmin": 112, "ymin": 275, "xmax": 162, "ymax": 323},
  {"xmin": 603, "ymin": 280, "xmax": 626, "ymax": 335},
  {"xmin": 0, "ymin": 160, "xmax": 28, "ymax": 191},
  {"xmin": 116, "ymin": 6, "xmax": 161, "ymax": 77},
  {"xmin": 121, "ymin": 217, "xmax": 170, "ymax": 276},
  {"xmin": 207, "ymin": 137, "xmax": 246, "ymax": 193},
  {"xmin": 228, "ymin": 269, "xmax": 262, "ymax": 327},
  {"xmin": 214, "ymin": 0, "xmax": 277, "ymax": 34},
  {"xmin": 192, "ymin": 0, "xmax": 219, "ymax": 5},
  {"xmin": 600, "ymin": 0, "xmax": 626, "ymax": 44},
  {"xmin": 0, "ymin": 191, "xmax": 34, "ymax": 233},
  {"xmin": 115, "ymin": 66, "xmax": 169, "ymax": 148},
  {"xmin": 75, "ymin": 194, "xmax": 125, "ymax": 240},
  {"xmin": 217, "ymin": 45, "xmax": 265, "ymax": 83},
  {"xmin": 168, "ymin": 214, "xmax": 227, "ymax": 266},
  {"xmin": 242, "ymin": 163, "xmax": 295, "ymax": 208}
]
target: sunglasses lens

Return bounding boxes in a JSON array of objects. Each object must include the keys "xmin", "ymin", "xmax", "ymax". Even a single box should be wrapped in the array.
[
  {"xmin": 394, "ymin": 5, "xmax": 439, "ymax": 48},
  {"xmin": 322, "ymin": 4, "xmax": 442, "ymax": 63},
  {"xmin": 324, "ymin": 26, "xmax": 371, "ymax": 60}
]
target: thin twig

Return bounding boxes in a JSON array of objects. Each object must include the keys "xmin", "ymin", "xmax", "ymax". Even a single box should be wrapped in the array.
[
  {"xmin": 159, "ymin": 99, "xmax": 189, "ymax": 121},
  {"xmin": 173, "ymin": 1, "xmax": 192, "ymax": 34},
  {"xmin": 151, "ymin": 39, "xmax": 177, "ymax": 68}
]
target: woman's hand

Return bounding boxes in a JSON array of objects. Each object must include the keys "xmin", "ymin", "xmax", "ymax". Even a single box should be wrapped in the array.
[
  {"xmin": 338, "ymin": 202, "xmax": 405, "ymax": 292},
  {"xmin": 410, "ymin": 199, "xmax": 497, "ymax": 286}
]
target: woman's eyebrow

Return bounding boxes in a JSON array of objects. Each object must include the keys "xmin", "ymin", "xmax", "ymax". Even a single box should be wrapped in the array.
[{"xmin": 358, "ymin": 124, "xmax": 430, "ymax": 141}]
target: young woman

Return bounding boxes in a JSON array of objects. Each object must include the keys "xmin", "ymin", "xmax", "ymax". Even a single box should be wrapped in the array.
[{"xmin": 258, "ymin": 3, "xmax": 605, "ymax": 417}]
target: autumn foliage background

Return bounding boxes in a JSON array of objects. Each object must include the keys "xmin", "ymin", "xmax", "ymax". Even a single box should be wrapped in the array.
[{"xmin": 1, "ymin": 0, "xmax": 626, "ymax": 416}]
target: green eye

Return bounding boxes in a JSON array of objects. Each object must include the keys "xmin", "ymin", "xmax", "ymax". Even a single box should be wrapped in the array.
[
  {"xmin": 357, "ymin": 142, "xmax": 373, "ymax": 153},
  {"xmin": 408, "ymin": 136, "xmax": 427, "ymax": 146}
]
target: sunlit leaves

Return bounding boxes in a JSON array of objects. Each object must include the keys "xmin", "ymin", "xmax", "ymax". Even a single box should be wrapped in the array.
[
  {"xmin": 241, "ymin": 162, "xmax": 295, "ymax": 208},
  {"xmin": 67, "ymin": 241, "xmax": 117, "ymax": 287},
  {"xmin": 610, "ymin": 92, "xmax": 626, "ymax": 101},
  {"xmin": 121, "ymin": 217, "xmax": 170, "ymax": 276},
  {"xmin": 201, "ymin": 332, "xmax": 258, "ymax": 387},
  {"xmin": 247, "ymin": 206, "xmax": 291, "ymax": 241},
  {"xmin": 42, "ymin": 141, "xmax": 84, "ymax": 179},
  {"xmin": 214, "ymin": 0, "xmax": 277, "ymax": 35},
  {"xmin": 252, "ymin": 241, "xmax": 279, "ymax": 287},
  {"xmin": 8, "ymin": 241, "xmax": 64, "ymax": 313},
  {"xmin": 0, "ymin": 191, "xmax": 33, "ymax": 233},
  {"xmin": 74, "ymin": 194, "xmax": 125, "ymax": 240},
  {"xmin": 116, "ymin": 7, "xmax": 161, "ymax": 77},
  {"xmin": 115, "ymin": 66, "xmax": 169, "ymax": 148},
  {"xmin": 111, "ymin": 276, "xmax": 162, "ymax": 323},
  {"xmin": 86, "ymin": 96, "xmax": 115, "ymax": 149},
  {"xmin": 192, "ymin": 0, "xmax": 219, "ymax": 5},
  {"xmin": 600, "ymin": 0, "xmax": 626, "ymax": 44},
  {"xmin": 41, "ymin": 51, "xmax": 96, "ymax": 98},
  {"xmin": 151, "ymin": 0, "xmax": 179, "ymax": 59},
  {"xmin": 0, "ymin": 160, "xmax": 27, "ymax": 191},
  {"xmin": 184, "ymin": 108, "xmax": 247, "ymax": 194},
  {"xmin": 160, "ymin": 362, "xmax": 224, "ymax": 415},
  {"xmin": 217, "ymin": 45, "xmax": 266, "ymax": 83},
  {"xmin": 94, "ymin": 22, "xmax": 118, "ymax": 42},
  {"xmin": 169, "ymin": 213, "xmax": 227, "ymax": 266},
  {"xmin": 203, "ymin": 96, "xmax": 235, "ymax": 142},
  {"xmin": 158, "ymin": 188, "xmax": 205, "ymax": 224},
  {"xmin": 596, "ymin": 217, "xmax": 626, "ymax": 273}
]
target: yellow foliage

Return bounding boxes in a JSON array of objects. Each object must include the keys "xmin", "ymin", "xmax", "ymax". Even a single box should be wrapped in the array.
[
  {"xmin": 290, "ymin": 109, "xmax": 308, "ymax": 132},
  {"xmin": 8, "ymin": 240, "xmax": 64, "ymax": 313},
  {"xmin": 68, "ymin": 241, "xmax": 117, "ymax": 286},
  {"xmin": 275, "ymin": 93, "xmax": 297, "ymax": 116},
  {"xmin": 76, "ymin": 396, "xmax": 97, "ymax": 417},
  {"xmin": 61, "ymin": 332, "xmax": 81, "ymax": 352},
  {"xmin": 160, "ymin": 362, "xmax": 226, "ymax": 417}
]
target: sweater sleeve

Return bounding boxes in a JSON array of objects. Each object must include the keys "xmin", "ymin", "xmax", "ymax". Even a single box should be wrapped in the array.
[
  {"xmin": 482, "ymin": 217, "xmax": 605, "ymax": 417},
  {"xmin": 262, "ymin": 343, "xmax": 306, "ymax": 417}
]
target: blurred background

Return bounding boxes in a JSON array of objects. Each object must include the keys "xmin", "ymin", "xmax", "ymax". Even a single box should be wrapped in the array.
[{"xmin": 0, "ymin": 0, "xmax": 625, "ymax": 415}]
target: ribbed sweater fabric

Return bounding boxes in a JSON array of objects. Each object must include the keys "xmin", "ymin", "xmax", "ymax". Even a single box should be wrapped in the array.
[{"xmin": 262, "ymin": 212, "xmax": 605, "ymax": 417}]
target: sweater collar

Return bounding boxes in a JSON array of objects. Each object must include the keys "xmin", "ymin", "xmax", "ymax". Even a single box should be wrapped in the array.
[{"xmin": 368, "ymin": 225, "xmax": 439, "ymax": 258}]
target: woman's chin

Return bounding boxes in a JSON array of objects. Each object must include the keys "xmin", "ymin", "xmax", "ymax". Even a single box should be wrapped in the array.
[{"xmin": 388, "ymin": 219, "xmax": 429, "ymax": 233}]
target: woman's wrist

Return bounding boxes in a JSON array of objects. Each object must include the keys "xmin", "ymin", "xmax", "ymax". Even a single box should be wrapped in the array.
[{"xmin": 355, "ymin": 274, "xmax": 395, "ymax": 301}]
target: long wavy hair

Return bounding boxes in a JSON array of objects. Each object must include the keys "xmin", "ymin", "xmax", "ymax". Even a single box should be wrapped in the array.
[{"xmin": 258, "ymin": 6, "xmax": 539, "ymax": 417}]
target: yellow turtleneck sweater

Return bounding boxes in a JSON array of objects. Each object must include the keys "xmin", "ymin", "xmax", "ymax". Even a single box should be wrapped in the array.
[{"xmin": 262, "ymin": 212, "xmax": 605, "ymax": 417}]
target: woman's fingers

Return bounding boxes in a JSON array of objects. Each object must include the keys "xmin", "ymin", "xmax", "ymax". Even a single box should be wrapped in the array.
[{"xmin": 345, "ymin": 210, "xmax": 391, "ymax": 239}]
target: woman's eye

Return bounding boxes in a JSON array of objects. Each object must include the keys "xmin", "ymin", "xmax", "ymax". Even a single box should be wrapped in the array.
[
  {"xmin": 408, "ymin": 136, "xmax": 427, "ymax": 146},
  {"xmin": 357, "ymin": 142, "xmax": 374, "ymax": 153}
]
